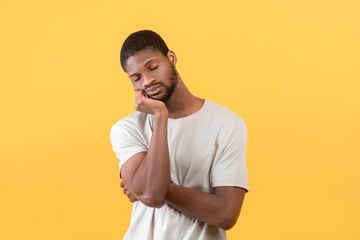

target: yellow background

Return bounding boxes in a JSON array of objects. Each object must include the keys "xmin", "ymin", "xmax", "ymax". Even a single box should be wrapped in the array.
[{"xmin": 1, "ymin": 0, "xmax": 359, "ymax": 239}]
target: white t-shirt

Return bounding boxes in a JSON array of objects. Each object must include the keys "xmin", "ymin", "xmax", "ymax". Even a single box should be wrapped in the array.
[{"xmin": 110, "ymin": 99, "xmax": 249, "ymax": 240}]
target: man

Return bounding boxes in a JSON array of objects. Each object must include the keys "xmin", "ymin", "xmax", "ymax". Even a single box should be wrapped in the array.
[{"xmin": 110, "ymin": 30, "xmax": 249, "ymax": 240}]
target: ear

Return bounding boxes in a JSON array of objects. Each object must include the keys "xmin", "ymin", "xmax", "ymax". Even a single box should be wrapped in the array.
[{"xmin": 167, "ymin": 50, "xmax": 177, "ymax": 66}]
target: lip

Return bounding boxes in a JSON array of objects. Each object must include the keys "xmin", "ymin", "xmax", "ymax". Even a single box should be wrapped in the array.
[{"xmin": 146, "ymin": 85, "xmax": 161, "ymax": 95}]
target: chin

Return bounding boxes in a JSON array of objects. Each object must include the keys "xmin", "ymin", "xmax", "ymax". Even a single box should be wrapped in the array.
[
  {"xmin": 149, "ymin": 91, "xmax": 172, "ymax": 102},
  {"xmin": 148, "ymin": 94, "xmax": 158, "ymax": 99},
  {"xmin": 149, "ymin": 92, "xmax": 165, "ymax": 101},
  {"xmin": 147, "ymin": 95, "xmax": 162, "ymax": 101}
]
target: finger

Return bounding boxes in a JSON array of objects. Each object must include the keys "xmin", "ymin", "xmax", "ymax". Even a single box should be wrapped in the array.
[
  {"xmin": 135, "ymin": 91, "xmax": 147, "ymax": 111},
  {"xmin": 129, "ymin": 195, "xmax": 137, "ymax": 202},
  {"xmin": 126, "ymin": 190, "xmax": 132, "ymax": 199},
  {"xmin": 135, "ymin": 90, "xmax": 145, "ymax": 102},
  {"xmin": 135, "ymin": 89, "xmax": 141, "ymax": 98},
  {"xmin": 136, "ymin": 89, "xmax": 148, "ymax": 97},
  {"xmin": 141, "ymin": 90, "xmax": 148, "ymax": 98}
]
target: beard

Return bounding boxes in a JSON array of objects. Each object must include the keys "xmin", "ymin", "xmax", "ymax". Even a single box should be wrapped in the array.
[
  {"xmin": 148, "ymin": 64, "xmax": 178, "ymax": 102},
  {"xmin": 160, "ymin": 65, "xmax": 178, "ymax": 102}
]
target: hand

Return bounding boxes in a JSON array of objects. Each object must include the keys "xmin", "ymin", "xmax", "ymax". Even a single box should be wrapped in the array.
[
  {"xmin": 120, "ymin": 181, "xmax": 138, "ymax": 202},
  {"xmin": 134, "ymin": 90, "xmax": 168, "ymax": 116}
]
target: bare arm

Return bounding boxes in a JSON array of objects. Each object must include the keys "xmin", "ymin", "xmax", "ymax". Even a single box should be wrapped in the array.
[
  {"xmin": 122, "ymin": 182, "xmax": 247, "ymax": 229},
  {"xmin": 120, "ymin": 90, "xmax": 170, "ymax": 208},
  {"xmin": 165, "ymin": 184, "xmax": 246, "ymax": 230}
]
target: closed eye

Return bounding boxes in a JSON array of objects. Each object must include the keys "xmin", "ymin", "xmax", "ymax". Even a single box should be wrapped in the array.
[
  {"xmin": 149, "ymin": 65, "xmax": 158, "ymax": 71},
  {"xmin": 131, "ymin": 75, "xmax": 140, "ymax": 82}
]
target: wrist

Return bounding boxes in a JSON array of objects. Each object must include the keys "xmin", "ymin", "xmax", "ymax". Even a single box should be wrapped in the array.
[{"xmin": 154, "ymin": 106, "xmax": 169, "ymax": 118}]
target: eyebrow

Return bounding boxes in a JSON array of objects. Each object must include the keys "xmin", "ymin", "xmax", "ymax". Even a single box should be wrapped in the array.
[{"xmin": 128, "ymin": 58, "xmax": 155, "ymax": 78}]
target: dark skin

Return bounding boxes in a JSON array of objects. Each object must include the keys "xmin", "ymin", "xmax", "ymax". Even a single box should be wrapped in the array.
[{"xmin": 120, "ymin": 48, "xmax": 247, "ymax": 230}]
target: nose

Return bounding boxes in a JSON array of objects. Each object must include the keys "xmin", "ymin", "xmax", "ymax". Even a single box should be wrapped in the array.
[{"xmin": 142, "ymin": 73, "xmax": 155, "ymax": 88}]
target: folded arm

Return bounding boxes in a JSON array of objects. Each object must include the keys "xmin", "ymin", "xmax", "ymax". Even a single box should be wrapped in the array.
[
  {"xmin": 120, "ymin": 91, "xmax": 170, "ymax": 208},
  {"xmin": 165, "ymin": 183, "xmax": 246, "ymax": 230},
  {"xmin": 121, "ymin": 181, "xmax": 246, "ymax": 230}
]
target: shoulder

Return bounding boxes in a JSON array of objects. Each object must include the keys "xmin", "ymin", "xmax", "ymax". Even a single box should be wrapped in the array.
[
  {"xmin": 110, "ymin": 111, "xmax": 152, "ymax": 137},
  {"xmin": 205, "ymin": 100, "xmax": 247, "ymax": 128}
]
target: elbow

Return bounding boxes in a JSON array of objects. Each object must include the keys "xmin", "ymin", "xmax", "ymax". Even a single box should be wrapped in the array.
[
  {"xmin": 217, "ymin": 212, "xmax": 239, "ymax": 231},
  {"xmin": 218, "ymin": 219, "xmax": 236, "ymax": 231},
  {"xmin": 219, "ymin": 222, "xmax": 235, "ymax": 231},
  {"xmin": 140, "ymin": 193, "xmax": 166, "ymax": 208},
  {"xmin": 136, "ymin": 183, "xmax": 169, "ymax": 208}
]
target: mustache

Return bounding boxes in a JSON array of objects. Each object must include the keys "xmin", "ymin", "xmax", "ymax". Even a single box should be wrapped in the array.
[{"xmin": 144, "ymin": 83, "xmax": 163, "ymax": 92}]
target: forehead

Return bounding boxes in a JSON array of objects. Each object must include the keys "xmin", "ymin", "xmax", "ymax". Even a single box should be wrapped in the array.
[{"xmin": 125, "ymin": 48, "xmax": 166, "ymax": 74}]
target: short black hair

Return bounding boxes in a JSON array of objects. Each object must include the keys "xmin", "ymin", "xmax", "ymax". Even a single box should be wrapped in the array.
[{"xmin": 120, "ymin": 30, "xmax": 169, "ymax": 72}]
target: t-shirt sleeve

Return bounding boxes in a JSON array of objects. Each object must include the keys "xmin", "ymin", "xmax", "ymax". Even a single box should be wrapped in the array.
[
  {"xmin": 211, "ymin": 120, "xmax": 249, "ymax": 192},
  {"xmin": 109, "ymin": 121, "xmax": 148, "ymax": 178}
]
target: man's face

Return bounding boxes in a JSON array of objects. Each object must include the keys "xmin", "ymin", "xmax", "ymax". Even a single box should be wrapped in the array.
[{"xmin": 125, "ymin": 48, "xmax": 178, "ymax": 102}]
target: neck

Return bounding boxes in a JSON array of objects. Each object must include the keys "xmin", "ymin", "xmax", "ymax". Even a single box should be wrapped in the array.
[{"xmin": 164, "ymin": 76, "xmax": 205, "ymax": 119}]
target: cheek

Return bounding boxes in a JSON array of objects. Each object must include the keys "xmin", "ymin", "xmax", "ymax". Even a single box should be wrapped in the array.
[
  {"xmin": 131, "ymin": 82, "xmax": 142, "ymax": 91},
  {"xmin": 159, "ymin": 67, "xmax": 172, "ymax": 84}
]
